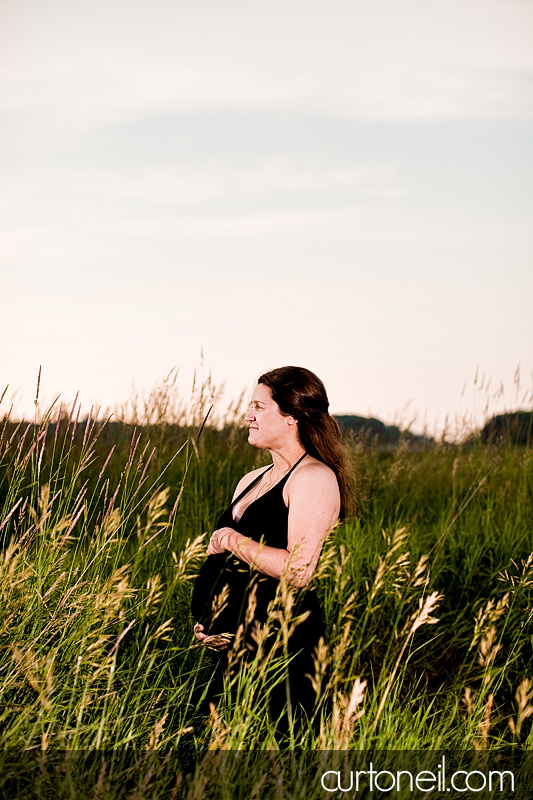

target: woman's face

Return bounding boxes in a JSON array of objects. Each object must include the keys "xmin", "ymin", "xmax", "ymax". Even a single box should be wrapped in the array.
[{"xmin": 245, "ymin": 384, "xmax": 297, "ymax": 450}]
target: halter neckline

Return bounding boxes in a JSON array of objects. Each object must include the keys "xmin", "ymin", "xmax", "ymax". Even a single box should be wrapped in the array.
[{"xmin": 230, "ymin": 451, "xmax": 307, "ymax": 515}]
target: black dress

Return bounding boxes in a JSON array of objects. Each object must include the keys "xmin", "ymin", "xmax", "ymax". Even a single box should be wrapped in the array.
[{"xmin": 191, "ymin": 454, "xmax": 325, "ymax": 721}]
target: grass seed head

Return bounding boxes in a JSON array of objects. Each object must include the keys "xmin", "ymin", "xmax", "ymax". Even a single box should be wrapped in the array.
[
  {"xmin": 509, "ymin": 678, "xmax": 533, "ymax": 739},
  {"xmin": 410, "ymin": 591, "xmax": 442, "ymax": 634}
]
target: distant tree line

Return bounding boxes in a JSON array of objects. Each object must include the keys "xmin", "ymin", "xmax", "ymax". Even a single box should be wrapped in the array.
[
  {"xmin": 476, "ymin": 410, "xmax": 532, "ymax": 446},
  {"xmin": 335, "ymin": 411, "xmax": 533, "ymax": 447}
]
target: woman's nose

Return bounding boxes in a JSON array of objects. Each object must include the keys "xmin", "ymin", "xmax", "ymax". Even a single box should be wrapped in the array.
[{"xmin": 245, "ymin": 408, "xmax": 255, "ymax": 422}]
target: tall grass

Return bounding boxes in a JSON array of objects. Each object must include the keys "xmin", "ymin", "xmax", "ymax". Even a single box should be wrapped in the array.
[{"xmin": 0, "ymin": 378, "xmax": 531, "ymax": 797}]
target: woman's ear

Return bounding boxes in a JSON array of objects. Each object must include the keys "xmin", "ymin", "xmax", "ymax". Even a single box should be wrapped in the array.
[{"xmin": 286, "ymin": 416, "xmax": 298, "ymax": 427}]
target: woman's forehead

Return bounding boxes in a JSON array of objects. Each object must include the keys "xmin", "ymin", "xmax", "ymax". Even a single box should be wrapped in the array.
[{"xmin": 251, "ymin": 384, "xmax": 273, "ymax": 403}]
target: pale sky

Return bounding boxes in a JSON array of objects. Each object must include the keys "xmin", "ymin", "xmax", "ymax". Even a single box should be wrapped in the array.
[{"xmin": 1, "ymin": 0, "xmax": 532, "ymax": 435}]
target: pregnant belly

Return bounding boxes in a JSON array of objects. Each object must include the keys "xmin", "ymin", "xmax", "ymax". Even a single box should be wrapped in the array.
[
  {"xmin": 191, "ymin": 554, "xmax": 278, "ymax": 636},
  {"xmin": 191, "ymin": 554, "xmax": 249, "ymax": 635}
]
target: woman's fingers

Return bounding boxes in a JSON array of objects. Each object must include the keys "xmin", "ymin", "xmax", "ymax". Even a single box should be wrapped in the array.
[
  {"xmin": 193, "ymin": 622, "xmax": 207, "ymax": 642},
  {"xmin": 193, "ymin": 622, "xmax": 232, "ymax": 651},
  {"xmin": 206, "ymin": 527, "xmax": 234, "ymax": 556},
  {"xmin": 206, "ymin": 530, "xmax": 224, "ymax": 555},
  {"xmin": 203, "ymin": 632, "xmax": 232, "ymax": 651}
]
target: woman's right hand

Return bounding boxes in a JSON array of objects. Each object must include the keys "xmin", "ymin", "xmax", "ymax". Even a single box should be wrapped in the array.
[{"xmin": 193, "ymin": 622, "xmax": 232, "ymax": 651}]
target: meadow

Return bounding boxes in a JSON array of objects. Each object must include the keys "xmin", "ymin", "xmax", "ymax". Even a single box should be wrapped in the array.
[{"xmin": 0, "ymin": 378, "xmax": 531, "ymax": 798}]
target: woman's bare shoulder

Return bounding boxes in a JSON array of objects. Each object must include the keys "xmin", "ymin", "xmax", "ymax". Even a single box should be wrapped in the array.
[
  {"xmin": 284, "ymin": 456, "xmax": 340, "ymax": 519},
  {"xmin": 286, "ymin": 456, "xmax": 339, "ymax": 492},
  {"xmin": 296, "ymin": 455, "xmax": 337, "ymax": 478},
  {"xmin": 231, "ymin": 464, "xmax": 271, "ymax": 500}
]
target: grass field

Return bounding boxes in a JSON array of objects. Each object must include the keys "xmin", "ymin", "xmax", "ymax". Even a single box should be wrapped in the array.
[{"xmin": 0, "ymin": 380, "xmax": 531, "ymax": 797}]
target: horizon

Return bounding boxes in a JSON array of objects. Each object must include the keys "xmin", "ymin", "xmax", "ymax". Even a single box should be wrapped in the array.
[{"xmin": 2, "ymin": 361, "xmax": 531, "ymax": 442}]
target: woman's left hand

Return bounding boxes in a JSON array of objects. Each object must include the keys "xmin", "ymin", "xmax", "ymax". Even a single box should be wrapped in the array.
[
  {"xmin": 206, "ymin": 527, "xmax": 235, "ymax": 555},
  {"xmin": 193, "ymin": 622, "xmax": 232, "ymax": 651}
]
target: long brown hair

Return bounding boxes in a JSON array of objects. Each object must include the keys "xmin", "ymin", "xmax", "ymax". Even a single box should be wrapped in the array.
[{"xmin": 258, "ymin": 366, "xmax": 357, "ymax": 518}]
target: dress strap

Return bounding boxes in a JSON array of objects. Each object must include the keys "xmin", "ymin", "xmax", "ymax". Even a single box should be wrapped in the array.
[
  {"xmin": 284, "ymin": 451, "xmax": 307, "ymax": 478},
  {"xmin": 229, "ymin": 464, "xmax": 273, "ymax": 507},
  {"xmin": 230, "ymin": 452, "xmax": 306, "ymax": 508}
]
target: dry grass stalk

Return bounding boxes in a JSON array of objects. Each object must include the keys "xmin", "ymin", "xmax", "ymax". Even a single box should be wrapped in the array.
[
  {"xmin": 325, "ymin": 677, "xmax": 367, "ymax": 750},
  {"xmin": 244, "ymin": 583, "xmax": 258, "ymax": 630},
  {"xmin": 372, "ymin": 591, "xmax": 442, "ymax": 732},
  {"xmin": 252, "ymin": 578, "xmax": 312, "ymax": 660},
  {"xmin": 95, "ymin": 508, "xmax": 122, "ymax": 544},
  {"xmin": 207, "ymin": 702, "xmax": 230, "ymax": 750},
  {"xmin": 508, "ymin": 678, "xmax": 533, "ymax": 738},
  {"xmin": 369, "ymin": 527, "xmax": 411, "ymax": 607},
  {"xmin": 309, "ymin": 637, "xmax": 330, "ymax": 697},
  {"xmin": 93, "ymin": 761, "xmax": 107, "ymax": 800},
  {"xmin": 144, "ymin": 574, "xmax": 163, "ymax": 616},
  {"xmin": 251, "ymin": 774, "xmax": 268, "ymax": 799},
  {"xmin": 169, "ymin": 773, "xmax": 184, "ymax": 800},
  {"xmin": 186, "ymin": 766, "xmax": 209, "ymax": 800},
  {"xmin": 339, "ymin": 677, "xmax": 367, "ymax": 748},
  {"xmin": 94, "ymin": 565, "xmax": 133, "ymax": 618},
  {"xmin": 478, "ymin": 625, "xmax": 502, "ymax": 685},
  {"xmin": 176, "ymin": 726, "xmax": 194, "ymax": 736},
  {"xmin": 150, "ymin": 619, "xmax": 174, "ymax": 643},
  {"xmin": 499, "ymin": 553, "xmax": 533, "ymax": 589},
  {"xmin": 470, "ymin": 593, "xmax": 509, "ymax": 651},
  {"xmin": 411, "ymin": 554, "xmax": 430, "ymax": 588},
  {"xmin": 329, "ymin": 621, "xmax": 352, "ymax": 691},
  {"xmin": 171, "ymin": 533, "xmax": 207, "ymax": 581},
  {"xmin": 463, "ymin": 686, "xmax": 498, "ymax": 750},
  {"xmin": 462, "ymin": 686, "xmax": 475, "ymax": 718},
  {"xmin": 42, "ymin": 571, "xmax": 67, "ymax": 600},
  {"xmin": 312, "ymin": 526, "xmax": 342, "ymax": 582},
  {"xmin": 108, "ymin": 619, "xmax": 136, "ymax": 658},
  {"xmin": 224, "ymin": 622, "xmax": 248, "ymax": 676},
  {"xmin": 249, "ymin": 620, "xmax": 274, "ymax": 680},
  {"xmin": 146, "ymin": 713, "xmax": 168, "ymax": 749},
  {"xmin": 474, "ymin": 693, "xmax": 494, "ymax": 750},
  {"xmin": 0, "ymin": 538, "xmax": 32, "ymax": 588},
  {"xmin": 126, "ymin": 760, "xmax": 155, "ymax": 800},
  {"xmin": 0, "ymin": 498, "xmax": 24, "ymax": 536},
  {"xmin": 209, "ymin": 583, "xmax": 230, "ymax": 624},
  {"xmin": 141, "ymin": 487, "xmax": 170, "ymax": 538},
  {"xmin": 410, "ymin": 590, "xmax": 442, "ymax": 634},
  {"xmin": 12, "ymin": 645, "xmax": 53, "ymax": 711}
]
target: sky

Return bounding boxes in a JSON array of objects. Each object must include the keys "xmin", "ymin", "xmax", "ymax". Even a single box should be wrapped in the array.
[{"xmin": 1, "ymin": 0, "xmax": 532, "ymax": 436}]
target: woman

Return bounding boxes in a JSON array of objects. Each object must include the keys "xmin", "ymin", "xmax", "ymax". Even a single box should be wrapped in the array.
[{"xmin": 191, "ymin": 366, "xmax": 354, "ymax": 725}]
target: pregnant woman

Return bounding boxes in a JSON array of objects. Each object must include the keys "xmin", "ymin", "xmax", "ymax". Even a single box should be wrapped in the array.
[{"xmin": 191, "ymin": 366, "xmax": 354, "ymax": 729}]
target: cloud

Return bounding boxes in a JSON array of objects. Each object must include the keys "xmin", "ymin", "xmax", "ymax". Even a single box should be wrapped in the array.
[
  {"xmin": 3, "ymin": 63, "xmax": 533, "ymax": 129},
  {"xmin": 81, "ymin": 162, "xmax": 403, "ymax": 207},
  {"xmin": 2, "ymin": 0, "xmax": 533, "ymax": 125}
]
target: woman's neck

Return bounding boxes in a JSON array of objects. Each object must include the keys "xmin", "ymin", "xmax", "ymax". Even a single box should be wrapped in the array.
[{"xmin": 268, "ymin": 445, "xmax": 307, "ymax": 477}]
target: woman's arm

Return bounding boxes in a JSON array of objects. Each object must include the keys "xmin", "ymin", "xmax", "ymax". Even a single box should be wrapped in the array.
[{"xmin": 206, "ymin": 462, "xmax": 340, "ymax": 587}]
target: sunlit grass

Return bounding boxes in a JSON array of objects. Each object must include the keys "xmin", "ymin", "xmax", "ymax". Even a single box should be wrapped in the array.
[{"xmin": 0, "ymin": 375, "xmax": 531, "ymax": 796}]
